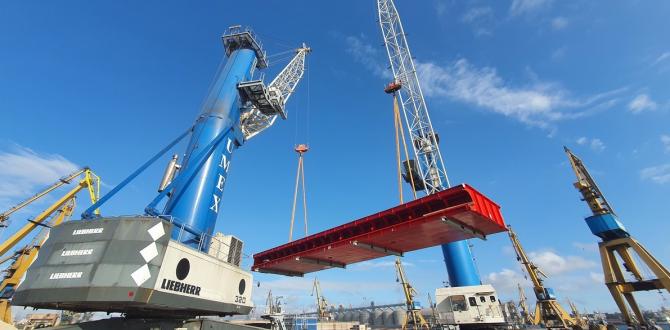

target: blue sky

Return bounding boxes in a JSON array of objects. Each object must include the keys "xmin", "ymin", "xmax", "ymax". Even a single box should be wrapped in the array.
[{"xmin": 1, "ymin": 0, "xmax": 669, "ymax": 316}]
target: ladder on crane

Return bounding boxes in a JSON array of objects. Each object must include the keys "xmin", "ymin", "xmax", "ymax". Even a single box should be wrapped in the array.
[{"xmin": 565, "ymin": 146, "xmax": 670, "ymax": 328}]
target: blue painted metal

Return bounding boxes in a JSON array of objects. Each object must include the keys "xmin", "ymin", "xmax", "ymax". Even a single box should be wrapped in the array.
[
  {"xmin": 163, "ymin": 45, "xmax": 259, "ymax": 249},
  {"xmin": 81, "ymin": 127, "xmax": 193, "ymax": 220},
  {"xmin": 145, "ymin": 126, "xmax": 233, "ymax": 217},
  {"xmin": 442, "ymin": 240, "xmax": 481, "ymax": 286},
  {"xmin": 585, "ymin": 213, "xmax": 629, "ymax": 241}
]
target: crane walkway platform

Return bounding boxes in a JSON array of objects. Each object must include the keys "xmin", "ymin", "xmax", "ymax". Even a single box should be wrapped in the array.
[{"xmin": 252, "ymin": 184, "xmax": 507, "ymax": 276}]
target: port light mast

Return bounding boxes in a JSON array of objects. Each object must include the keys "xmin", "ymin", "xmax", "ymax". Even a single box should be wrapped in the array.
[
  {"xmin": 565, "ymin": 146, "xmax": 670, "ymax": 327},
  {"xmin": 377, "ymin": 0, "xmax": 480, "ymax": 288}
]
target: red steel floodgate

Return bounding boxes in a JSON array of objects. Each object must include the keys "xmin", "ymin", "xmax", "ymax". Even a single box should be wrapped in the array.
[{"xmin": 252, "ymin": 184, "xmax": 507, "ymax": 276}]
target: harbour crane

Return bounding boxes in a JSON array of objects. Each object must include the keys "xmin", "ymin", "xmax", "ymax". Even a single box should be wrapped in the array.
[
  {"xmin": 395, "ymin": 257, "xmax": 430, "ymax": 330},
  {"xmin": 14, "ymin": 26, "xmax": 311, "ymax": 328},
  {"xmin": 0, "ymin": 168, "xmax": 100, "ymax": 324},
  {"xmin": 507, "ymin": 226, "xmax": 576, "ymax": 329},
  {"xmin": 567, "ymin": 299, "xmax": 587, "ymax": 329},
  {"xmin": 0, "ymin": 168, "xmax": 98, "ymax": 227},
  {"xmin": 262, "ymin": 290, "xmax": 287, "ymax": 330},
  {"xmin": 377, "ymin": 1, "xmax": 505, "ymax": 327},
  {"xmin": 565, "ymin": 147, "xmax": 670, "ymax": 328},
  {"xmin": 311, "ymin": 277, "xmax": 331, "ymax": 321},
  {"xmin": 517, "ymin": 284, "xmax": 534, "ymax": 325}
]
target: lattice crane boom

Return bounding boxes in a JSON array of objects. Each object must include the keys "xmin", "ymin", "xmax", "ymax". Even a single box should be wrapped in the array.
[
  {"xmin": 377, "ymin": 0, "xmax": 450, "ymax": 194},
  {"xmin": 241, "ymin": 45, "xmax": 311, "ymax": 140}
]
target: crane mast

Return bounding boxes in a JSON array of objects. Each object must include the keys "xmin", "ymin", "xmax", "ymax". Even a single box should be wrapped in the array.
[
  {"xmin": 517, "ymin": 283, "xmax": 534, "ymax": 325},
  {"xmin": 377, "ymin": 0, "xmax": 479, "ymax": 289},
  {"xmin": 162, "ymin": 27, "xmax": 310, "ymax": 249},
  {"xmin": 508, "ymin": 226, "xmax": 575, "ymax": 329},
  {"xmin": 395, "ymin": 257, "xmax": 429, "ymax": 330},
  {"xmin": 564, "ymin": 147, "xmax": 670, "ymax": 327},
  {"xmin": 312, "ymin": 278, "xmax": 330, "ymax": 321},
  {"xmin": 14, "ymin": 26, "xmax": 312, "ymax": 321}
]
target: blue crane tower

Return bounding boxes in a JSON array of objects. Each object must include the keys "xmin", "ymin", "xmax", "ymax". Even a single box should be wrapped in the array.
[{"xmin": 14, "ymin": 26, "xmax": 312, "ymax": 321}]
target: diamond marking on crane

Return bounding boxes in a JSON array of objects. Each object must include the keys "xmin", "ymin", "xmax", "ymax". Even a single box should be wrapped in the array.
[
  {"xmin": 131, "ymin": 264, "xmax": 151, "ymax": 286},
  {"xmin": 130, "ymin": 222, "xmax": 166, "ymax": 286},
  {"xmin": 148, "ymin": 222, "xmax": 165, "ymax": 241},
  {"xmin": 140, "ymin": 242, "xmax": 159, "ymax": 263}
]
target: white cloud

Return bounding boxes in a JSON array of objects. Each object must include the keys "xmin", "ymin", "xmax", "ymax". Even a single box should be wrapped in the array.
[
  {"xmin": 661, "ymin": 135, "xmax": 670, "ymax": 153},
  {"xmin": 578, "ymin": 136, "xmax": 608, "ymax": 152},
  {"xmin": 551, "ymin": 17, "xmax": 568, "ymax": 30},
  {"xmin": 551, "ymin": 47, "xmax": 567, "ymax": 60},
  {"xmin": 461, "ymin": 6, "xmax": 495, "ymax": 36},
  {"xmin": 0, "ymin": 145, "xmax": 79, "ymax": 206},
  {"xmin": 576, "ymin": 137, "xmax": 605, "ymax": 152},
  {"xmin": 589, "ymin": 272, "xmax": 604, "ymax": 284},
  {"xmin": 345, "ymin": 36, "xmax": 624, "ymax": 130},
  {"xmin": 486, "ymin": 268, "xmax": 528, "ymax": 294},
  {"xmin": 628, "ymin": 94, "xmax": 657, "ymax": 114},
  {"xmin": 528, "ymin": 250, "xmax": 597, "ymax": 276},
  {"xmin": 510, "ymin": 0, "xmax": 553, "ymax": 16},
  {"xmin": 416, "ymin": 60, "xmax": 622, "ymax": 128},
  {"xmin": 653, "ymin": 52, "xmax": 670, "ymax": 66},
  {"xmin": 344, "ymin": 35, "xmax": 391, "ymax": 80},
  {"xmin": 462, "ymin": 6, "xmax": 493, "ymax": 23},
  {"xmin": 640, "ymin": 163, "xmax": 670, "ymax": 184}
]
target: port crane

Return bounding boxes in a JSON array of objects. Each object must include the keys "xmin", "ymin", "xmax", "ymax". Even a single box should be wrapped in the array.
[
  {"xmin": 262, "ymin": 290, "xmax": 287, "ymax": 330},
  {"xmin": 395, "ymin": 257, "xmax": 430, "ymax": 330},
  {"xmin": 14, "ymin": 26, "xmax": 311, "ymax": 328},
  {"xmin": 565, "ymin": 147, "xmax": 670, "ymax": 327},
  {"xmin": 517, "ymin": 284, "xmax": 534, "ymax": 325},
  {"xmin": 377, "ymin": 0, "xmax": 505, "ymax": 327},
  {"xmin": 311, "ymin": 277, "xmax": 331, "ymax": 321},
  {"xmin": 0, "ymin": 168, "xmax": 98, "ymax": 227},
  {"xmin": 0, "ymin": 168, "xmax": 100, "ymax": 324},
  {"xmin": 507, "ymin": 226, "xmax": 576, "ymax": 329}
]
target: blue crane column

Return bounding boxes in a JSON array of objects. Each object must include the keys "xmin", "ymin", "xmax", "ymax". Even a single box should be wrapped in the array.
[
  {"xmin": 442, "ymin": 241, "xmax": 480, "ymax": 287},
  {"xmin": 163, "ymin": 41, "xmax": 259, "ymax": 248}
]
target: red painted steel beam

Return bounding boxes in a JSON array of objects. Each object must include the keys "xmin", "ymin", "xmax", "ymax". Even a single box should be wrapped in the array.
[{"xmin": 252, "ymin": 184, "xmax": 507, "ymax": 276}]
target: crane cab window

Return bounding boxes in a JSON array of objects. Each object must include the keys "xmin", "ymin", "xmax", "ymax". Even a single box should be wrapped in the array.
[
  {"xmin": 479, "ymin": 296, "xmax": 486, "ymax": 303},
  {"xmin": 468, "ymin": 297, "xmax": 477, "ymax": 306},
  {"xmin": 449, "ymin": 295, "xmax": 467, "ymax": 311}
]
